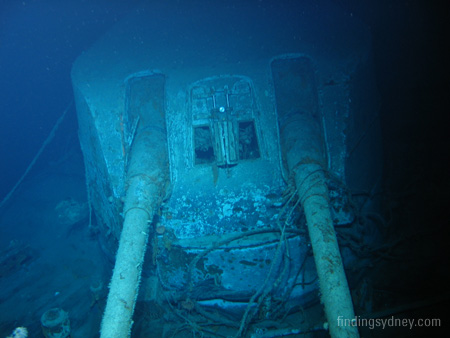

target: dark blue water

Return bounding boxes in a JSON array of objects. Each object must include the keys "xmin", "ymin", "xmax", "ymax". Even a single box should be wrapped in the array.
[
  {"xmin": 0, "ymin": 0, "xmax": 139, "ymax": 199},
  {"xmin": 0, "ymin": 1, "xmax": 447, "ymax": 337}
]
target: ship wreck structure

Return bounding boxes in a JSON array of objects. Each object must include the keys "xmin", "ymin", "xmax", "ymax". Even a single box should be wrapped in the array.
[{"xmin": 71, "ymin": 1, "xmax": 381, "ymax": 337}]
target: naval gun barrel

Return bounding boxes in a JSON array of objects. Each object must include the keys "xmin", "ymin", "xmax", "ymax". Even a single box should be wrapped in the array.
[
  {"xmin": 277, "ymin": 71, "xmax": 359, "ymax": 338},
  {"xmin": 100, "ymin": 123, "xmax": 169, "ymax": 338}
]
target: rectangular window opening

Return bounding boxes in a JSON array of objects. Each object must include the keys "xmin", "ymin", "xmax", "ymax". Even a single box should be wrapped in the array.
[
  {"xmin": 194, "ymin": 126, "xmax": 215, "ymax": 165},
  {"xmin": 239, "ymin": 121, "xmax": 260, "ymax": 160}
]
